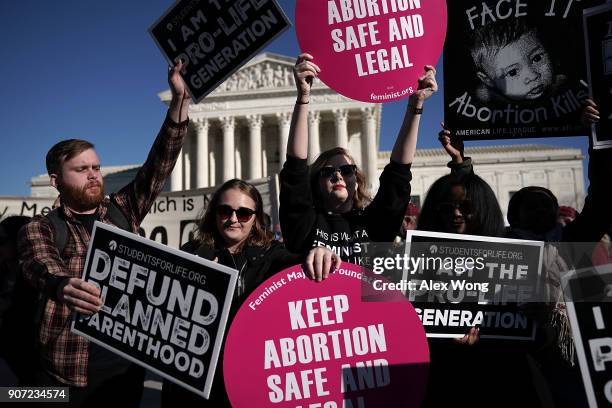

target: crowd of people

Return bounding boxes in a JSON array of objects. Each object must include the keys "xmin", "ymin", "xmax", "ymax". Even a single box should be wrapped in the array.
[{"xmin": 0, "ymin": 52, "xmax": 610, "ymax": 408}]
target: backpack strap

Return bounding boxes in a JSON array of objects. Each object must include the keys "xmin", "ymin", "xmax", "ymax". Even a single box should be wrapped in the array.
[
  {"xmin": 45, "ymin": 202, "xmax": 131, "ymax": 255},
  {"xmin": 45, "ymin": 208, "xmax": 68, "ymax": 255},
  {"xmin": 106, "ymin": 201, "xmax": 131, "ymax": 232}
]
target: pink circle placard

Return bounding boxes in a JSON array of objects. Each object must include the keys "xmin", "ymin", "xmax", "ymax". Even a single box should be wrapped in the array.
[
  {"xmin": 295, "ymin": 0, "xmax": 447, "ymax": 103},
  {"xmin": 224, "ymin": 263, "xmax": 429, "ymax": 407}
]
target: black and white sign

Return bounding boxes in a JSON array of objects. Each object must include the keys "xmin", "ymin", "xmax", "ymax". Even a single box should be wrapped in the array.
[
  {"xmin": 404, "ymin": 231, "xmax": 543, "ymax": 340},
  {"xmin": 444, "ymin": 0, "xmax": 603, "ymax": 140},
  {"xmin": 149, "ymin": 0, "xmax": 291, "ymax": 102},
  {"xmin": 563, "ymin": 265, "xmax": 612, "ymax": 407},
  {"xmin": 584, "ymin": 2, "xmax": 612, "ymax": 149},
  {"xmin": 72, "ymin": 222, "xmax": 238, "ymax": 399}
]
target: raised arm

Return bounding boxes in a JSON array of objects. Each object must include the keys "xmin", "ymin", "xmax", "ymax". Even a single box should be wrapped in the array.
[
  {"xmin": 438, "ymin": 123, "xmax": 474, "ymax": 177},
  {"xmin": 168, "ymin": 60, "xmax": 192, "ymax": 124},
  {"xmin": 114, "ymin": 61, "xmax": 191, "ymax": 225},
  {"xmin": 563, "ymin": 99, "xmax": 612, "ymax": 243},
  {"xmin": 390, "ymin": 65, "xmax": 438, "ymax": 164},
  {"xmin": 286, "ymin": 53, "xmax": 320, "ymax": 160}
]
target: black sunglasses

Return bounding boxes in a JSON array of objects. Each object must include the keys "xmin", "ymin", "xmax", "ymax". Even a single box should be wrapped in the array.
[
  {"xmin": 318, "ymin": 164, "xmax": 357, "ymax": 178},
  {"xmin": 437, "ymin": 200, "xmax": 473, "ymax": 216},
  {"xmin": 216, "ymin": 205, "xmax": 256, "ymax": 222}
]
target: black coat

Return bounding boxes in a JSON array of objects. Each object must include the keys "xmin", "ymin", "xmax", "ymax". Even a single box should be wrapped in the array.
[
  {"xmin": 162, "ymin": 239, "xmax": 302, "ymax": 407},
  {"xmin": 183, "ymin": 239, "xmax": 301, "ymax": 310},
  {"xmin": 279, "ymin": 155, "xmax": 413, "ymax": 264}
]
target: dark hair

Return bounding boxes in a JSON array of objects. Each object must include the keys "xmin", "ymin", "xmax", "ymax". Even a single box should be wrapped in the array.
[
  {"xmin": 418, "ymin": 174, "xmax": 505, "ymax": 237},
  {"xmin": 0, "ymin": 216, "xmax": 31, "ymax": 246},
  {"xmin": 46, "ymin": 139, "xmax": 95, "ymax": 175},
  {"xmin": 196, "ymin": 179, "xmax": 273, "ymax": 250},
  {"xmin": 507, "ymin": 186, "xmax": 559, "ymax": 232},
  {"xmin": 309, "ymin": 147, "xmax": 372, "ymax": 211}
]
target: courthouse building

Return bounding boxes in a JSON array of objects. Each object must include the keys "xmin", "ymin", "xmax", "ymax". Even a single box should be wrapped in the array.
[
  {"xmin": 159, "ymin": 52, "xmax": 381, "ymax": 192},
  {"xmin": 29, "ymin": 53, "xmax": 585, "ymax": 219}
]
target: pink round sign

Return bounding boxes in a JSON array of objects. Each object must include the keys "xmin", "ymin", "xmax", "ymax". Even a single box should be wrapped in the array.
[
  {"xmin": 224, "ymin": 263, "xmax": 429, "ymax": 407},
  {"xmin": 295, "ymin": 0, "xmax": 447, "ymax": 103}
]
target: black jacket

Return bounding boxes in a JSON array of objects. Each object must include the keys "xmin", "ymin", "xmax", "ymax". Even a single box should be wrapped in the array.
[
  {"xmin": 182, "ymin": 239, "xmax": 302, "ymax": 312},
  {"xmin": 455, "ymin": 149, "xmax": 612, "ymax": 246},
  {"xmin": 162, "ymin": 239, "xmax": 302, "ymax": 407},
  {"xmin": 279, "ymin": 155, "xmax": 413, "ymax": 264}
]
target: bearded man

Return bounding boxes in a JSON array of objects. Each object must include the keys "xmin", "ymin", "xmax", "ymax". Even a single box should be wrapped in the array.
[{"xmin": 17, "ymin": 62, "xmax": 190, "ymax": 407}]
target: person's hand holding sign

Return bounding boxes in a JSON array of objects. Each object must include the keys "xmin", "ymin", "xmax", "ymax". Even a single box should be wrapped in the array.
[
  {"xmin": 58, "ymin": 278, "xmax": 102, "ymax": 315},
  {"xmin": 438, "ymin": 122, "xmax": 464, "ymax": 164},
  {"xmin": 392, "ymin": 64, "xmax": 438, "ymax": 164},
  {"xmin": 581, "ymin": 98, "xmax": 600, "ymax": 125},
  {"xmin": 304, "ymin": 247, "xmax": 341, "ymax": 282},
  {"xmin": 168, "ymin": 60, "xmax": 192, "ymax": 123},
  {"xmin": 293, "ymin": 53, "xmax": 320, "ymax": 104},
  {"xmin": 454, "ymin": 326, "xmax": 480, "ymax": 346},
  {"xmin": 408, "ymin": 65, "xmax": 438, "ymax": 109}
]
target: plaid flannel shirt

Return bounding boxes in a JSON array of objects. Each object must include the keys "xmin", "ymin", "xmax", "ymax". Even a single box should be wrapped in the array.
[{"xmin": 18, "ymin": 114, "xmax": 188, "ymax": 386}]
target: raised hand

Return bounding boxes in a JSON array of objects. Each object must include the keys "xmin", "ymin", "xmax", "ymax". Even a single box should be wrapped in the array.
[
  {"xmin": 293, "ymin": 53, "xmax": 320, "ymax": 104},
  {"xmin": 438, "ymin": 122, "xmax": 463, "ymax": 162},
  {"xmin": 581, "ymin": 98, "xmax": 600, "ymax": 125},
  {"xmin": 169, "ymin": 59, "xmax": 191, "ymax": 102},
  {"xmin": 410, "ymin": 65, "xmax": 438, "ymax": 103}
]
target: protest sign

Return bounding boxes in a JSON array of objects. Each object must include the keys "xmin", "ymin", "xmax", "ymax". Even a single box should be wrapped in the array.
[
  {"xmin": 0, "ymin": 196, "xmax": 55, "ymax": 219},
  {"xmin": 71, "ymin": 222, "xmax": 238, "ymax": 399},
  {"xmin": 584, "ymin": 2, "xmax": 612, "ymax": 150},
  {"xmin": 444, "ymin": 0, "xmax": 603, "ymax": 140},
  {"xmin": 403, "ymin": 231, "xmax": 543, "ymax": 340},
  {"xmin": 223, "ymin": 263, "xmax": 430, "ymax": 407},
  {"xmin": 563, "ymin": 265, "xmax": 612, "ymax": 407},
  {"xmin": 295, "ymin": 0, "xmax": 447, "ymax": 103},
  {"xmin": 0, "ymin": 176, "xmax": 278, "ymax": 249},
  {"xmin": 150, "ymin": 0, "xmax": 291, "ymax": 103}
]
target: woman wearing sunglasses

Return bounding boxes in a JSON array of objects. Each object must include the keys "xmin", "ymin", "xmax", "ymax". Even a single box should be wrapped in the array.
[
  {"xmin": 417, "ymin": 173, "xmax": 505, "ymax": 238},
  {"xmin": 280, "ymin": 53, "xmax": 437, "ymax": 264},
  {"xmin": 424, "ymin": 104, "xmax": 612, "ymax": 407},
  {"xmin": 162, "ymin": 178, "xmax": 340, "ymax": 406},
  {"xmin": 418, "ymin": 129, "xmax": 550, "ymax": 407}
]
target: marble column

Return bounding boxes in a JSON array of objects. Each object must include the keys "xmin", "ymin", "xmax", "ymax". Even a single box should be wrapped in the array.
[
  {"xmin": 571, "ymin": 168, "xmax": 581, "ymax": 209},
  {"xmin": 195, "ymin": 118, "xmax": 209, "ymax": 188},
  {"xmin": 209, "ymin": 134, "xmax": 216, "ymax": 186},
  {"xmin": 277, "ymin": 112, "xmax": 291, "ymax": 168},
  {"xmin": 494, "ymin": 172, "xmax": 502, "ymax": 198},
  {"xmin": 545, "ymin": 169, "xmax": 553, "ymax": 190},
  {"xmin": 235, "ymin": 138, "xmax": 242, "ymax": 180},
  {"xmin": 183, "ymin": 138, "xmax": 191, "ymax": 190},
  {"xmin": 247, "ymin": 114, "xmax": 263, "ymax": 179},
  {"xmin": 307, "ymin": 110, "xmax": 321, "ymax": 164},
  {"xmin": 334, "ymin": 108, "xmax": 349, "ymax": 149},
  {"xmin": 220, "ymin": 116, "xmax": 236, "ymax": 181},
  {"xmin": 361, "ymin": 106, "xmax": 378, "ymax": 190},
  {"xmin": 494, "ymin": 172, "xmax": 504, "ymax": 210},
  {"xmin": 170, "ymin": 146, "xmax": 183, "ymax": 191}
]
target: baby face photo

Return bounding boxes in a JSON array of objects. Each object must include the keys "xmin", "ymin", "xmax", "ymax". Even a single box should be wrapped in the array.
[
  {"xmin": 443, "ymin": 0, "xmax": 595, "ymax": 140},
  {"xmin": 469, "ymin": 19, "xmax": 564, "ymax": 104}
]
